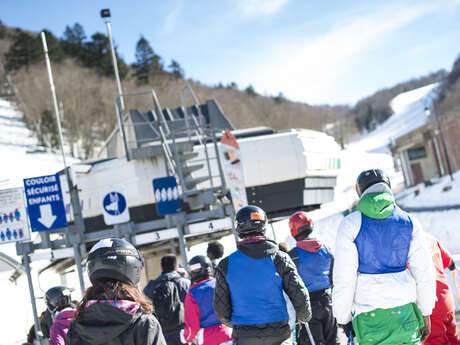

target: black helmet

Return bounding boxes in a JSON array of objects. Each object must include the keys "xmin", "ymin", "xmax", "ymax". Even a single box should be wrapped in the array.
[
  {"xmin": 87, "ymin": 238, "xmax": 144, "ymax": 286},
  {"xmin": 356, "ymin": 169, "xmax": 391, "ymax": 196},
  {"xmin": 188, "ymin": 255, "xmax": 213, "ymax": 281},
  {"xmin": 235, "ymin": 205, "xmax": 267, "ymax": 236},
  {"xmin": 45, "ymin": 286, "xmax": 73, "ymax": 313}
]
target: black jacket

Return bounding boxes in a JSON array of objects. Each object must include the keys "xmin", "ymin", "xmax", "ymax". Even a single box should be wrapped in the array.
[
  {"xmin": 27, "ymin": 309, "xmax": 53, "ymax": 343},
  {"xmin": 143, "ymin": 271, "xmax": 190, "ymax": 302},
  {"xmin": 213, "ymin": 238, "xmax": 311, "ymax": 338},
  {"xmin": 66, "ymin": 303, "xmax": 166, "ymax": 345}
]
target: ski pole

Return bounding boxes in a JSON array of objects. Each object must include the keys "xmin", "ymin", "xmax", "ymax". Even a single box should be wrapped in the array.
[
  {"xmin": 347, "ymin": 330, "xmax": 355, "ymax": 345},
  {"xmin": 305, "ymin": 323, "xmax": 316, "ymax": 345},
  {"xmin": 452, "ymin": 269, "xmax": 460, "ymax": 303}
]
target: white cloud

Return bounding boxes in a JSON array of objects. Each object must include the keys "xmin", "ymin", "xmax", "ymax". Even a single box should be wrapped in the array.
[
  {"xmin": 163, "ymin": 1, "xmax": 184, "ymax": 34},
  {"xmin": 242, "ymin": 3, "xmax": 437, "ymax": 104},
  {"xmin": 237, "ymin": 0, "xmax": 289, "ymax": 17}
]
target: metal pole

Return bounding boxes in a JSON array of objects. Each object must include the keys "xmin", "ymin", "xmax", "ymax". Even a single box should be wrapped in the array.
[
  {"xmin": 305, "ymin": 323, "xmax": 317, "ymax": 345},
  {"xmin": 270, "ymin": 221, "xmax": 277, "ymax": 242},
  {"xmin": 175, "ymin": 215, "xmax": 188, "ymax": 269},
  {"xmin": 41, "ymin": 32, "xmax": 68, "ymax": 172},
  {"xmin": 436, "ymin": 115, "xmax": 454, "ymax": 181},
  {"xmin": 72, "ymin": 241, "xmax": 85, "ymax": 294},
  {"xmin": 23, "ymin": 254, "xmax": 44, "ymax": 345},
  {"xmin": 169, "ymin": 239, "xmax": 177, "ymax": 255},
  {"xmin": 114, "ymin": 98, "xmax": 130, "ymax": 160},
  {"xmin": 105, "ymin": 20, "xmax": 124, "ymax": 112},
  {"xmin": 41, "ymin": 32, "xmax": 86, "ymax": 295},
  {"xmin": 230, "ymin": 207, "xmax": 239, "ymax": 243}
]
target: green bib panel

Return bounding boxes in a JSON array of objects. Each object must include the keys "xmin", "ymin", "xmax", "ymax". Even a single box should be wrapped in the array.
[{"xmin": 352, "ymin": 303, "xmax": 424, "ymax": 345}]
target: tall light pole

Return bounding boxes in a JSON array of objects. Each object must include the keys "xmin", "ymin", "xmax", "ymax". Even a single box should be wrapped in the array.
[
  {"xmin": 425, "ymin": 105, "xmax": 454, "ymax": 181},
  {"xmin": 100, "ymin": 8, "xmax": 130, "ymax": 160},
  {"xmin": 101, "ymin": 9, "xmax": 124, "ymax": 111}
]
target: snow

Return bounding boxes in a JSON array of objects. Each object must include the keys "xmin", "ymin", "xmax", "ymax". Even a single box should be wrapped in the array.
[
  {"xmin": 349, "ymin": 83, "xmax": 438, "ymax": 154},
  {"xmin": 0, "ymin": 99, "xmax": 79, "ymax": 345},
  {"xmin": 397, "ymin": 170, "xmax": 460, "ymax": 208}
]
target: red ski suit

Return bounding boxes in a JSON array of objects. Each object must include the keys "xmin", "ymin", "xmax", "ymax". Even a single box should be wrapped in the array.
[{"xmin": 424, "ymin": 234, "xmax": 460, "ymax": 345}]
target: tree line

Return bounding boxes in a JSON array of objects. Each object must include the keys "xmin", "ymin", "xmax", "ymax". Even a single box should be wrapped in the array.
[{"xmin": 3, "ymin": 22, "xmax": 185, "ymax": 85}]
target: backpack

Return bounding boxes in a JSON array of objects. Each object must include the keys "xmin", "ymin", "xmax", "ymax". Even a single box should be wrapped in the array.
[{"xmin": 150, "ymin": 276, "xmax": 184, "ymax": 332}]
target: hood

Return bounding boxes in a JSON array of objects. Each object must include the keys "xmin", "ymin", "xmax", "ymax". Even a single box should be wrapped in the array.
[
  {"xmin": 237, "ymin": 237, "xmax": 278, "ymax": 259},
  {"xmin": 72, "ymin": 303, "xmax": 141, "ymax": 344},
  {"xmin": 55, "ymin": 308, "xmax": 76, "ymax": 321},
  {"xmin": 296, "ymin": 239, "xmax": 322, "ymax": 252},
  {"xmin": 357, "ymin": 192, "xmax": 395, "ymax": 219}
]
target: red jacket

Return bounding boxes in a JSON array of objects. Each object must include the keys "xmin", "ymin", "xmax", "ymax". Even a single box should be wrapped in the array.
[{"xmin": 425, "ymin": 233, "xmax": 454, "ymax": 312}]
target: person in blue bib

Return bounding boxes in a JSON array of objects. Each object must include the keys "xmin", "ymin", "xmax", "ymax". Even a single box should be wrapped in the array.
[
  {"xmin": 288, "ymin": 211, "xmax": 339, "ymax": 345},
  {"xmin": 213, "ymin": 205, "xmax": 311, "ymax": 345},
  {"xmin": 332, "ymin": 169, "xmax": 436, "ymax": 345},
  {"xmin": 180, "ymin": 255, "xmax": 232, "ymax": 345}
]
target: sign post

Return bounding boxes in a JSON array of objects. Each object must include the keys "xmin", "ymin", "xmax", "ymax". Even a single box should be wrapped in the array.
[
  {"xmin": 24, "ymin": 174, "xmax": 67, "ymax": 232},
  {"xmin": 0, "ymin": 187, "xmax": 30, "ymax": 244}
]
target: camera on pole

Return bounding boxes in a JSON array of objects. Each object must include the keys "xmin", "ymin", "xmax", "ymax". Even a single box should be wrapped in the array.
[{"xmin": 100, "ymin": 8, "xmax": 111, "ymax": 18}]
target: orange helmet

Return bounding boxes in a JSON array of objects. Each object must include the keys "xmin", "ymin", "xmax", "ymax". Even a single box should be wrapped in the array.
[{"xmin": 289, "ymin": 211, "xmax": 314, "ymax": 239}]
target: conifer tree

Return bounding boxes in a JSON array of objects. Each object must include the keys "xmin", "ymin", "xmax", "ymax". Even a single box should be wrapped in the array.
[
  {"xmin": 62, "ymin": 22, "xmax": 86, "ymax": 57},
  {"xmin": 133, "ymin": 36, "xmax": 163, "ymax": 85},
  {"xmin": 5, "ymin": 29, "xmax": 41, "ymax": 71},
  {"xmin": 168, "ymin": 59, "xmax": 184, "ymax": 79}
]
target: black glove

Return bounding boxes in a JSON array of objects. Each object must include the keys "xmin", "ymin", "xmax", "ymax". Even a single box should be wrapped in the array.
[{"xmin": 340, "ymin": 322, "xmax": 355, "ymax": 338}]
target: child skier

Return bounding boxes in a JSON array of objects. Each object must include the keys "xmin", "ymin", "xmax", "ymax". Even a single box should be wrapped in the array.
[
  {"xmin": 180, "ymin": 255, "xmax": 232, "ymax": 345},
  {"xmin": 332, "ymin": 169, "xmax": 436, "ymax": 345},
  {"xmin": 46, "ymin": 286, "xmax": 75, "ymax": 345},
  {"xmin": 288, "ymin": 211, "xmax": 339, "ymax": 345}
]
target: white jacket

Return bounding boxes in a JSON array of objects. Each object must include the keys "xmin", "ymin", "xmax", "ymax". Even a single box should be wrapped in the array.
[{"xmin": 332, "ymin": 188, "xmax": 436, "ymax": 324}]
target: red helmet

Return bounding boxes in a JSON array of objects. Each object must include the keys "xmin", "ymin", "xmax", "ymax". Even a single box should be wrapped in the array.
[{"xmin": 289, "ymin": 211, "xmax": 314, "ymax": 239}]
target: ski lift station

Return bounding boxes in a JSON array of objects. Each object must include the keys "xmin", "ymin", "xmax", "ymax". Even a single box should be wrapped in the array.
[{"xmin": 15, "ymin": 85, "xmax": 342, "ymax": 292}]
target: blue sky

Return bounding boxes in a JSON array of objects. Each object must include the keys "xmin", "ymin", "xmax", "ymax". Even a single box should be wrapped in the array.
[{"xmin": 1, "ymin": 0, "xmax": 460, "ymax": 105}]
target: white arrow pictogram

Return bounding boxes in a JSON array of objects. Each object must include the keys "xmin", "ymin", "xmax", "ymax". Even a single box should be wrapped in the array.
[{"xmin": 37, "ymin": 204, "xmax": 57, "ymax": 228}]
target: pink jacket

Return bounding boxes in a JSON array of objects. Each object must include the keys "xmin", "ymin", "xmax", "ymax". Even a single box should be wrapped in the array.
[
  {"xmin": 182, "ymin": 280, "xmax": 232, "ymax": 345},
  {"xmin": 50, "ymin": 309, "xmax": 76, "ymax": 345}
]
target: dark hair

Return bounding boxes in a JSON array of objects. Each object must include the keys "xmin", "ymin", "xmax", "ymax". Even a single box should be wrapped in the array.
[
  {"xmin": 74, "ymin": 279, "xmax": 153, "ymax": 320},
  {"xmin": 161, "ymin": 254, "xmax": 177, "ymax": 273},
  {"xmin": 207, "ymin": 241, "xmax": 224, "ymax": 260},
  {"xmin": 278, "ymin": 242, "xmax": 290, "ymax": 253}
]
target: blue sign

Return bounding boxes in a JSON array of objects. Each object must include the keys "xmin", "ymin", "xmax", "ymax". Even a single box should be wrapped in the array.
[
  {"xmin": 24, "ymin": 174, "xmax": 67, "ymax": 232},
  {"xmin": 103, "ymin": 192, "xmax": 127, "ymax": 216},
  {"xmin": 153, "ymin": 176, "xmax": 182, "ymax": 216}
]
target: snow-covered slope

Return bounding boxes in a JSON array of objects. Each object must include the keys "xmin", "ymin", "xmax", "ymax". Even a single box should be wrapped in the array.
[
  {"xmin": 0, "ymin": 99, "xmax": 77, "ymax": 345},
  {"xmin": 0, "ymin": 100, "xmax": 71, "ymax": 189},
  {"xmin": 350, "ymin": 83, "xmax": 439, "ymax": 154}
]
